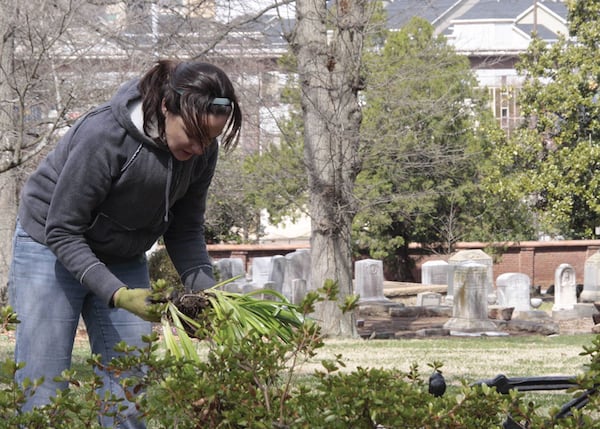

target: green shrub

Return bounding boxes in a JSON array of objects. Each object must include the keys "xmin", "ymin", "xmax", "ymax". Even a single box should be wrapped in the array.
[
  {"xmin": 4, "ymin": 289, "xmax": 600, "ymax": 428},
  {"xmin": 0, "ymin": 307, "xmax": 123, "ymax": 428},
  {"xmin": 147, "ymin": 247, "xmax": 181, "ymax": 286}
]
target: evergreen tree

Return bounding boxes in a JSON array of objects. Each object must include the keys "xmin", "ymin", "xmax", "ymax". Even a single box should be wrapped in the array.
[
  {"xmin": 490, "ymin": 0, "xmax": 600, "ymax": 238},
  {"xmin": 356, "ymin": 17, "xmax": 526, "ymax": 279}
]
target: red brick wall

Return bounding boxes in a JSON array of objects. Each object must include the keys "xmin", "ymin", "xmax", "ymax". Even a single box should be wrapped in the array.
[
  {"xmin": 207, "ymin": 240, "xmax": 600, "ymax": 287},
  {"xmin": 408, "ymin": 241, "xmax": 600, "ymax": 287}
]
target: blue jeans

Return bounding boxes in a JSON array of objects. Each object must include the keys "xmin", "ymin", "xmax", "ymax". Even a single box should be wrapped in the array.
[{"xmin": 8, "ymin": 222, "xmax": 151, "ymax": 428}]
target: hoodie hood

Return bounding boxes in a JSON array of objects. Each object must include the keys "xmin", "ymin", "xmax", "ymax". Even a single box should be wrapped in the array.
[{"xmin": 110, "ymin": 79, "xmax": 164, "ymax": 150}]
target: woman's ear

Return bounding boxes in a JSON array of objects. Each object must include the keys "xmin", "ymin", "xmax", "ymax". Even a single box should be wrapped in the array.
[{"xmin": 161, "ymin": 99, "xmax": 167, "ymax": 115}]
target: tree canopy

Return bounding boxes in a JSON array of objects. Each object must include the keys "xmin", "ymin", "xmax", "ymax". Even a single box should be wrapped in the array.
[
  {"xmin": 354, "ymin": 17, "xmax": 532, "ymax": 279},
  {"xmin": 243, "ymin": 15, "xmax": 537, "ymax": 280},
  {"xmin": 488, "ymin": 0, "xmax": 600, "ymax": 239}
]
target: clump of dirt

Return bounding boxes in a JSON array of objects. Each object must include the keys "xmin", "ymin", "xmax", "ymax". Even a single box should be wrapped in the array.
[
  {"xmin": 173, "ymin": 292, "xmax": 211, "ymax": 319},
  {"xmin": 171, "ymin": 292, "xmax": 212, "ymax": 336}
]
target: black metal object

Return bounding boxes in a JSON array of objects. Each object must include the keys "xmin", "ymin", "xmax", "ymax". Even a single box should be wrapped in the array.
[
  {"xmin": 424, "ymin": 373, "xmax": 597, "ymax": 428},
  {"xmin": 470, "ymin": 374, "xmax": 596, "ymax": 428},
  {"xmin": 472, "ymin": 374, "xmax": 578, "ymax": 394}
]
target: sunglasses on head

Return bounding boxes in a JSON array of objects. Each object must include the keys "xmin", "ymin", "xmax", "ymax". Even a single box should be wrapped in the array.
[
  {"xmin": 209, "ymin": 97, "xmax": 233, "ymax": 116},
  {"xmin": 171, "ymin": 85, "xmax": 233, "ymax": 116}
]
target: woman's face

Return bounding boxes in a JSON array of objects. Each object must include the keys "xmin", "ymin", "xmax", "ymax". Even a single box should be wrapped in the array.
[{"xmin": 164, "ymin": 111, "xmax": 228, "ymax": 161}]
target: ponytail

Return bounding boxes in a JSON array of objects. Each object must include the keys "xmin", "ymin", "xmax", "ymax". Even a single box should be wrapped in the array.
[{"xmin": 139, "ymin": 60, "xmax": 179, "ymax": 143}]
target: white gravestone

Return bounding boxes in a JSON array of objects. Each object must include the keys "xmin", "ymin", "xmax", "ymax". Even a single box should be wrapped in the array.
[
  {"xmin": 282, "ymin": 249, "xmax": 311, "ymax": 302},
  {"xmin": 496, "ymin": 273, "xmax": 531, "ymax": 312},
  {"xmin": 552, "ymin": 263, "xmax": 577, "ymax": 312},
  {"xmin": 416, "ymin": 292, "xmax": 442, "ymax": 307},
  {"xmin": 251, "ymin": 256, "xmax": 274, "ymax": 289},
  {"xmin": 421, "ymin": 260, "xmax": 449, "ymax": 285},
  {"xmin": 580, "ymin": 252, "xmax": 600, "ymax": 302},
  {"xmin": 355, "ymin": 259, "xmax": 391, "ymax": 303},
  {"xmin": 443, "ymin": 261, "xmax": 498, "ymax": 334},
  {"xmin": 230, "ymin": 258, "xmax": 245, "ymax": 279}
]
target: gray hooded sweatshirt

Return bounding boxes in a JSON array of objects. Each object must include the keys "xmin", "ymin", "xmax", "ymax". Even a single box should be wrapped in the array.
[{"xmin": 18, "ymin": 79, "xmax": 217, "ymax": 305}]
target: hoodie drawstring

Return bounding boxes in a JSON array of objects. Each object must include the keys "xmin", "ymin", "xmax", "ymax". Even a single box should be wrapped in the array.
[{"xmin": 164, "ymin": 157, "xmax": 172, "ymax": 222}]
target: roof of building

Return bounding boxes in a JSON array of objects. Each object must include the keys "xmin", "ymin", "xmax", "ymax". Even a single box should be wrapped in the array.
[
  {"xmin": 384, "ymin": 0, "xmax": 567, "ymax": 39},
  {"xmin": 217, "ymin": 0, "xmax": 569, "ymax": 56},
  {"xmin": 384, "ymin": 0, "xmax": 461, "ymax": 29},
  {"xmin": 459, "ymin": 0, "xmax": 566, "ymax": 20}
]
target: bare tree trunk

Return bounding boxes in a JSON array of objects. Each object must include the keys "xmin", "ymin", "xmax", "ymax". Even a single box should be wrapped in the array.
[
  {"xmin": 291, "ymin": 0, "xmax": 366, "ymax": 336},
  {"xmin": 0, "ymin": 172, "xmax": 17, "ymax": 304},
  {"xmin": 0, "ymin": 0, "xmax": 18, "ymax": 304}
]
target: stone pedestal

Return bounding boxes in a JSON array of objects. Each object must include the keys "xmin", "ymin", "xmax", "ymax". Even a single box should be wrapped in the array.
[
  {"xmin": 444, "ymin": 261, "xmax": 499, "ymax": 335},
  {"xmin": 574, "ymin": 303, "xmax": 600, "ymax": 318},
  {"xmin": 447, "ymin": 249, "xmax": 494, "ymax": 303}
]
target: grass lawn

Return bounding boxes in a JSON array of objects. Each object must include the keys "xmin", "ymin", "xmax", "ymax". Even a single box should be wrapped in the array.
[
  {"xmin": 303, "ymin": 333, "xmax": 598, "ymax": 415},
  {"xmin": 2, "ymin": 331, "xmax": 593, "ymax": 381},
  {"xmin": 307, "ymin": 334, "xmax": 595, "ymax": 381}
]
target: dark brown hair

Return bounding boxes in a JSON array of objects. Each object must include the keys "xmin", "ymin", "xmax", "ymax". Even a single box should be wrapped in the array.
[{"xmin": 138, "ymin": 59, "xmax": 242, "ymax": 151}]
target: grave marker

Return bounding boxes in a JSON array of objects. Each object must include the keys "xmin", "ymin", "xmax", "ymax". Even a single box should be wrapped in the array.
[
  {"xmin": 355, "ymin": 259, "xmax": 392, "ymax": 303},
  {"xmin": 282, "ymin": 250, "xmax": 311, "ymax": 301},
  {"xmin": 552, "ymin": 263, "xmax": 578, "ymax": 319},
  {"xmin": 580, "ymin": 251, "xmax": 600, "ymax": 302},
  {"xmin": 447, "ymin": 249, "xmax": 494, "ymax": 304},
  {"xmin": 416, "ymin": 292, "xmax": 442, "ymax": 307},
  {"xmin": 496, "ymin": 273, "xmax": 531, "ymax": 312},
  {"xmin": 443, "ymin": 261, "xmax": 499, "ymax": 335},
  {"xmin": 421, "ymin": 260, "xmax": 449, "ymax": 285}
]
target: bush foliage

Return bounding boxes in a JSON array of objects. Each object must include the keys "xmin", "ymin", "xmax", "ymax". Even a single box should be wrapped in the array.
[{"xmin": 3, "ymin": 290, "xmax": 600, "ymax": 428}]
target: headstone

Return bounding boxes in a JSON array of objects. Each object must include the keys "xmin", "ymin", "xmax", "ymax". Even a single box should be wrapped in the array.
[
  {"xmin": 355, "ymin": 259, "xmax": 391, "ymax": 303},
  {"xmin": 260, "ymin": 280, "xmax": 277, "ymax": 300},
  {"xmin": 447, "ymin": 249, "xmax": 494, "ymax": 303},
  {"xmin": 282, "ymin": 250, "xmax": 311, "ymax": 301},
  {"xmin": 416, "ymin": 292, "xmax": 442, "ymax": 307},
  {"xmin": 230, "ymin": 258, "xmax": 245, "ymax": 279},
  {"xmin": 496, "ymin": 273, "xmax": 531, "ymax": 312},
  {"xmin": 291, "ymin": 279, "xmax": 307, "ymax": 305},
  {"xmin": 421, "ymin": 260, "xmax": 449, "ymax": 285},
  {"xmin": 214, "ymin": 257, "xmax": 246, "ymax": 281},
  {"xmin": 268, "ymin": 255, "xmax": 287, "ymax": 294},
  {"xmin": 214, "ymin": 258, "xmax": 231, "ymax": 281},
  {"xmin": 242, "ymin": 283, "xmax": 258, "ymax": 294},
  {"xmin": 443, "ymin": 261, "xmax": 499, "ymax": 335},
  {"xmin": 222, "ymin": 281, "xmax": 243, "ymax": 294},
  {"xmin": 580, "ymin": 252, "xmax": 600, "ymax": 302},
  {"xmin": 552, "ymin": 263, "xmax": 578, "ymax": 319},
  {"xmin": 251, "ymin": 256, "xmax": 274, "ymax": 288}
]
